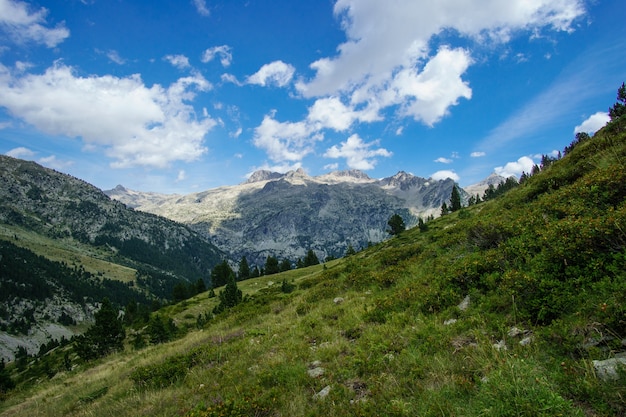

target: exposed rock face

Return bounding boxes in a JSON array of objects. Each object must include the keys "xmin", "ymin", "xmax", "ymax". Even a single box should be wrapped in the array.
[{"xmin": 107, "ymin": 169, "xmax": 467, "ymax": 266}]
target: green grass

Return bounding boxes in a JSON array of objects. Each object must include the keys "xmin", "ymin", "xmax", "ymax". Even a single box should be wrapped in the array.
[
  {"xmin": 2, "ymin": 120, "xmax": 626, "ymax": 416},
  {"xmin": 0, "ymin": 223, "xmax": 137, "ymax": 283}
]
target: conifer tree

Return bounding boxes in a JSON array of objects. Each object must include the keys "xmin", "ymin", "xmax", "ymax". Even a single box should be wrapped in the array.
[
  {"xmin": 450, "ymin": 185, "xmax": 462, "ymax": 212},
  {"xmin": 238, "ymin": 256, "xmax": 250, "ymax": 280},
  {"xmin": 279, "ymin": 258, "xmax": 292, "ymax": 272},
  {"xmin": 441, "ymin": 202, "xmax": 449, "ymax": 216},
  {"xmin": 387, "ymin": 214, "xmax": 406, "ymax": 235},
  {"xmin": 75, "ymin": 298, "xmax": 125, "ymax": 360},
  {"xmin": 609, "ymin": 81, "xmax": 626, "ymax": 120},
  {"xmin": 265, "ymin": 255, "xmax": 280, "ymax": 275},
  {"xmin": 303, "ymin": 249, "xmax": 320, "ymax": 266},
  {"xmin": 214, "ymin": 273, "xmax": 242, "ymax": 314}
]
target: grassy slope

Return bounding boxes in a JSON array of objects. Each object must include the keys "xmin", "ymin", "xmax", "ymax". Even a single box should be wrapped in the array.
[
  {"xmin": 2, "ymin": 123, "xmax": 626, "ymax": 416},
  {"xmin": 0, "ymin": 223, "xmax": 136, "ymax": 283}
]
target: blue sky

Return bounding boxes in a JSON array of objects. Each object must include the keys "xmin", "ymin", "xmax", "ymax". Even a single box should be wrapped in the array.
[{"xmin": 0, "ymin": 0, "xmax": 624, "ymax": 194}]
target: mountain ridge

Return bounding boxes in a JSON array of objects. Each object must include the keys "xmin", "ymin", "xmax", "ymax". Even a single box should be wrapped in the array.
[{"xmin": 106, "ymin": 169, "xmax": 479, "ymax": 266}]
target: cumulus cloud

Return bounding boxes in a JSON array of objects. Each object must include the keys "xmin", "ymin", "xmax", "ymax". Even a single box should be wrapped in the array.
[
  {"xmin": 323, "ymin": 134, "xmax": 391, "ymax": 170},
  {"xmin": 574, "ymin": 111, "xmax": 609, "ymax": 135},
  {"xmin": 0, "ymin": 0, "xmax": 70, "ymax": 47},
  {"xmin": 253, "ymin": 114, "xmax": 320, "ymax": 163},
  {"xmin": 246, "ymin": 61, "xmax": 295, "ymax": 87},
  {"xmin": 164, "ymin": 54, "xmax": 190, "ymax": 70},
  {"xmin": 494, "ymin": 156, "xmax": 536, "ymax": 178},
  {"xmin": 471, "ymin": 151, "xmax": 486, "ymax": 157},
  {"xmin": 431, "ymin": 170, "xmax": 460, "ymax": 181},
  {"xmin": 0, "ymin": 63, "xmax": 216, "ymax": 168},
  {"xmin": 201, "ymin": 45, "xmax": 232, "ymax": 67},
  {"xmin": 434, "ymin": 157, "xmax": 452, "ymax": 164},
  {"xmin": 307, "ymin": 97, "xmax": 361, "ymax": 131},
  {"xmin": 296, "ymin": 0, "xmax": 584, "ymax": 126},
  {"xmin": 192, "ymin": 0, "xmax": 210, "ymax": 16}
]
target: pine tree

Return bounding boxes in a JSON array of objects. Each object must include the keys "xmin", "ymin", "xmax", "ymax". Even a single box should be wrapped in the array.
[
  {"xmin": 440, "ymin": 202, "xmax": 449, "ymax": 216},
  {"xmin": 345, "ymin": 244, "xmax": 356, "ymax": 256},
  {"xmin": 450, "ymin": 185, "xmax": 462, "ymax": 212},
  {"xmin": 74, "ymin": 298, "xmax": 125, "ymax": 360},
  {"xmin": 303, "ymin": 249, "xmax": 320, "ymax": 266},
  {"xmin": 279, "ymin": 258, "xmax": 292, "ymax": 272},
  {"xmin": 387, "ymin": 214, "xmax": 406, "ymax": 235},
  {"xmin": 265, "ymin": 255, "xmax": 280, "ymax": 275},
  {"xmin": 214, "ymin": 273, "xmax": 242, "ymax": 314},
  {"xmin": 609, "ymin": 82, "xmax": 626, "ymax": 120},
  {"xmin": 211, "ymin": 260, "xmax": 234, "ymax": 288},
  {"xmin": 238, "ymin": 256, "xmax": 250, "ymax": 280}
]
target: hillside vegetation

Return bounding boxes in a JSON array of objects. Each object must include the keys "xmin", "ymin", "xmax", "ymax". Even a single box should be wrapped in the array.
[{"xmin": 1, "ymin": 115, "xmax": 626, "ymax": 415}]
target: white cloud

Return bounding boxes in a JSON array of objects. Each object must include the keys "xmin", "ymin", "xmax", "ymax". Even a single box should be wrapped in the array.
[
  {"xmin": 574, "ymin": 111, "xmax": 609, "ymax": 135},
  {"xmin": 0, "ymin": 0, "xmax": 70, "ymax": 47},
  {"xmin": 253, "ymin": 114, "xmax": 320, "ymax": 163},
  {"xmin": 164, "ymin": 54, "xmax": 190, "ymax": 70},
  {"xmin": 431, "ymin": 170, "xmax": 460, "ymax": 182},
  {"xmin": 296, "ymin": 0, "xmax": 584, "ymax": 126},
  {"xmin": 0, "ymin": 63, "xmax": 216, "ymax": 169},
  {"xmin": 306, "ymin": 97, "xmax": 359, "ymax": 131},
  {"xmin": 201, "ymin": 45, "xmax": 232, "ymax": 67},
  {"xmin": 248, "ymin": 161, "xmax": 302, "ymax": 176},
  {"xmin": 221, "ymin": 73, "xmax": 242, "ymax": 86},
  {"xmin": 6, "ymin": 146, "xmax": 34, "ymax": 159},
  {"xmin": 323, "ymin": 134, "xmax": 391, "ymax": 170},
  {"xmin": 471, "ymin": 151, "xmax": 486, "ymax": 157},
  {"xmin": 192, "ymin": 0, "xmax": 210, "ymax": 16},
  {"xmin": 395, "ymin": 126, "xmax": 404, "ymax": 135},
  {"xmin": 0, "ymin": 120, "xmax": 13, "ymax": 129},
  {"xmin": 324, "ymin": 162, "xmax": 339, "ymax": 170},
  {"xmin": 246, "ymin": 61, "xmax": 295, "ymax": 87},
  {"xmin": 494, "ymin": 156, "xmax": 536, "ymax": 178},
  {"xmin": 176, "ymin": 169, "xmax": 186, "ymax": 182},
  {"xmin": 434, "ymin": 157, "xmax": 452, "ymax": 164}
]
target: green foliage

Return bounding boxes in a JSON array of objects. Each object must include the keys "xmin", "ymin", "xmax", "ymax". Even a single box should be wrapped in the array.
[
  {"xmin": 211, "ymin": 260, "xmax": 234, "ymax": 288},
  {"xmin": 303, "ymin": 249, "xmax": 320, "ymax": 266},
  {"xmin": 450, "ymin": 185, "xmax": 462, "ymax": 211},
  {"xmin": 237, "ymin": 256, "xmax": 250, "ymax": 280},
  {"xmin": 186, "ymin": 398, "xmax": 272, "ymax": 417},
  {"xmin": 130, "ymin": 350, "xmax": 203, "ymax": 389},
  {"xmin": 264, "ymin": 255, "xmax": 280, "ymax": 275},
  {"xmin": 213, "ymin": 273, "xmax": 243, "ymax": 314},
  {"xmin": 609, "ymin": 81, "xmax": 626, "ymax": 121},
  {"xmin": 147, "ymin": 314, "xmax": 177, "ymax": 344},
  {"xmin": 74, "ymin": 298, "xmax": 125, "ymax": 360},
  {"xmin": 0, "ymin": 359, "xmax": 14, "ymax": 394},
  {"xmin": 387, "ymin": 213, "xmax": 406, "ymax": 235}
]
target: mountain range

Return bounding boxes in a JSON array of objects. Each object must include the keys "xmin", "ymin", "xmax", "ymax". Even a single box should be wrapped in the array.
[{"xmin": 106, "ymin": 168, "xmax": 500, "ymax": 266}]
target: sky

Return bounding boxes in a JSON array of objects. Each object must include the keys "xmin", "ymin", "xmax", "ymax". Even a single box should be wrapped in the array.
[{"xmin": 0, "ymin": 0, "xmax": 624, "ymax": 194}]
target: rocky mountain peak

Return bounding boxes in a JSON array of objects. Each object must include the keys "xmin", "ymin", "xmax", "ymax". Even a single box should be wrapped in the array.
[{"xmin": 245, "ymin": 170, "xmax": 284, "ymax": 184}]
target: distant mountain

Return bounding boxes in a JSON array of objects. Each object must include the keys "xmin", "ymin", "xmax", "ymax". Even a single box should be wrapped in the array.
[
  {"xmin": 107, "ymin": 169, "xmax": 467, "ymax": 266},
  {"xmin": 464, "ymin": 173, "xmax": 509, "ymax": 198},
  {"xmin": 0, "ymin": 155, "xmax": 222, "ymax": 359}
]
